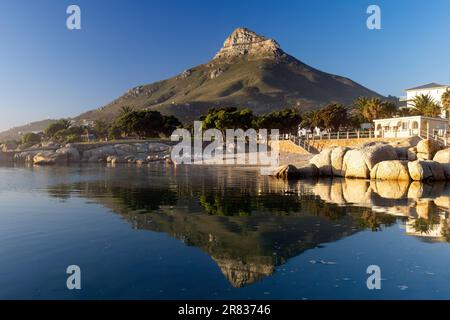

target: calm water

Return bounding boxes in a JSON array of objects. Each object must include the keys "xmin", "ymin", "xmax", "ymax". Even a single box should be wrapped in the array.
[{"xmin": 1, "ymin": 164, "xmax": 450, "ymax": 299}]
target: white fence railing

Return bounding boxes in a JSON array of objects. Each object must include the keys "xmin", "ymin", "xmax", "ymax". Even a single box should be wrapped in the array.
[{"xmin": 278, "ymin": 128, "xmax": 449, "ymax": 153}]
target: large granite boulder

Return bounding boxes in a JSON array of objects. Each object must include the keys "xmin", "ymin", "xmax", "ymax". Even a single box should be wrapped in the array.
[
  {"xmin": 416, "ymin": 139, "xmax": 441, "ymax": 160},
  {"xmin": 309, "ymin": 148, "xmax": 333, "ymax": 176},
  {"xmin": 433, "ymin": 148, "xmax": 450, "ymax": 179},
  {"xmin": 273, "ymin": 165, "xmax": 299, "ymax": 180},
  {"xmin": 342, "ymin": 144, "xmax": 397, "ymax": 179},
  {"xmin": 56, "ymin": 146, "xmax": 80, "ymax": 162},
  {"xmin": 433, "ymin": 148, "xmax": 450, "ymax": 163},
  {"xmin": 148, "ymin": 143, "xmax": 171, "ymax": 153},
  {"xmin": 297, "ymin": 164, "xmax": 319, "ymax": 178},
  {"xmin": 82, "ymin": 145, "xmax": 116, "ymax": 162},
  {"xmin": 362, "ymin": 144, "xmax": 398, "ymax": 170},
  {"xmin": 33, "ymin": 151, "xmax": 67, "ymax": 165},
  {"xmin": 1, "ymin": 142, "xmax": 18, "ymax": 152},
  {"xmin": 114, "ymin": 144, "xmax": 137, "ymax": 156},
  {"xmin": 407, "ymin": 160, "xmax": 445, "ymax": 181},
  {"xmin": 330, "ymin": 147, "xmax": 349, "ymax": 177},
  {"xmin": 343, "ymin": 149, "xmax": 369, "ymax": 179},
  {"xmin": 14, "ymin": 151, "xmax": 39, "ymax": 163},
  {"xmin": 407, "ymin": 147, "xmax": 418, "ymax": 161},
  {"xmin": 370, "ymin": 160, "xmax": 410, "ymax": 181}
]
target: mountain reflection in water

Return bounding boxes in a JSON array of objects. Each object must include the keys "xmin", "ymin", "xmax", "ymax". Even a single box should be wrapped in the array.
[{"xmin": 40, "ymin": 164, "xmax": 450, "ymax": 288}]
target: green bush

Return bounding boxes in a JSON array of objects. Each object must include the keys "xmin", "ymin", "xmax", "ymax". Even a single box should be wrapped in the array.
[
  {"xmin": 64, "ymin": 134, "xmax": 81, "ymax": 144},
  {"xmin": 21, "ymin": 132, "xmax": 41, "ymax": 145}
]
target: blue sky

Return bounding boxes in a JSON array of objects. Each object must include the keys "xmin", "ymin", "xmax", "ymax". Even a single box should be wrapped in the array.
[{"xmin": 0, "ymin": 0, "xmax": 449, "ymax": 131}]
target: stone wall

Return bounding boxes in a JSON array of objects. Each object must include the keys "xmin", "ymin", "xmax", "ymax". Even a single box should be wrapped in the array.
[{"xmin": 308, "ymin": 137, "xmax": 412, "ymax": 152}]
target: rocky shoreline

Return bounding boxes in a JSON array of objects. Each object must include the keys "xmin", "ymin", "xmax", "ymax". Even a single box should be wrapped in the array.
[
  {"xmin": 0, "ymin": 141, "xmax": 174, "ymax": 166},
  {"xmin": 273, "ymin": 138, "xmax": 450, "ymax": 182}
]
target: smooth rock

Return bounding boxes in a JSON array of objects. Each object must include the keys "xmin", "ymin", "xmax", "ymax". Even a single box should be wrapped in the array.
[
  {"xmin": 342, "ymin": 149, "xmax": 370, "ymax": 179},
  {"xmin": 297, "ymin": 164, "xmax": 319, "ymax": 178},
  {"xmin": 434, "ymin": 148, "xmax": 450, "ymax": 163},
  {"xmin": 407, "ymin": 160, "xmax": 445, "ymax": 181},
  {"xmin": 416, "ymin": 139, "xmax": 440, "ymax": 158},
  {"xmin": 273, "ymin": 165, "xmax": 299, "ymax": 180},
  {"xmin": 56, "ymin": 146, "xmax": 80, "ymax": 162},
  {"xmin": 330, "ymin": 147, "xmax": 349, "ymax": 177},
  {"xmin": 309, "ymin": 148, "xmax": 333, "ymax": 176},
  {"xmin": 370, "ymin": 160, "xmax": 410, "ymax": 181}
]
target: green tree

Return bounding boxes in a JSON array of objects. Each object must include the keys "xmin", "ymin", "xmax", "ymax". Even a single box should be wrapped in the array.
[
  {"xmin": 201, "ymin": 107, "xmax": 255, "ymax": 132},
  {"xmin": 354, "ymin": 97, "xmax": 398, "ymax": 122},
  {"xmin": 119, "ymin": 106, "xmax": 134, "ymax": 115},
  {"xmin": 317, "ymin": 103, "xmax": 350, "ymax": 130},
  {"xmin": 254, "ymin": 109, "xmax": 302, "ymax": 134},
  {"xmin": 111, "ymin": 109, "xmax": 180, "ymax": 138},
  {"xmin": 162, "ymin": 115, "xmax": 182, "ymax": 136},
  {"xmin": 64, "ymin": 134, "xmax": 82, "ymax": 144},
  {"xmin": 52, "ymin": 126, "xmax": 84, "ymax": 143},
  {"xmin": 410, "ymin": 94, "xmax": 441, "ymax": 117},
  {"xmin": 21, "ymin": 132, "xmax": 41, "ymax": 145},
  {"xmin": 92, "ymin": 120, "xmax": 109, "ymax": 139},
  {"xmin": 108, "ymin": 123, "xmax": 122, "ymax": 140},
  {"xmin": 44, "ymin": 119, "xmax": 71, "ymax": 138},
  {"xmin": 300, "ymin": 110, "xmax": 321, "ymax": 129}
]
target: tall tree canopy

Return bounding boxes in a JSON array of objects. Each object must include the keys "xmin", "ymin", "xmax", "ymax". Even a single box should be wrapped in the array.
[
  {"xmin": 410, "ymin": 94, "xmax": 441, "ymax": 117},
  {"xmin": 353, "ymin": 97, "xmax": 398, "ymax": 122},
  {"xmin": 201, "ymin": 107, "xmax": 255, "ymax": 131},
  {"xmin": 254, "ymin": 109, "xmax": 302, "ymax": 134}
]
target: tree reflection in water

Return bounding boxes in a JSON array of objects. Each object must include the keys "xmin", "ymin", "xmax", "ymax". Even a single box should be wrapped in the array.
[{"xmin": 43, "ymin": 165, "xmax": 450, "ymax": 287}]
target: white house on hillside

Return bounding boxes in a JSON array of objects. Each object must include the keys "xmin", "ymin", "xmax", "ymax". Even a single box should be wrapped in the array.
[{"xmin": 401, "ymin": 82, "xmax": 450, "ymax": 118}]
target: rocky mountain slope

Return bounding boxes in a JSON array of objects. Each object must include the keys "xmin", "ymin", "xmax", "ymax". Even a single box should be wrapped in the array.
[
  {"xmin": 1, "ymin": 27, "xmax": 382, "ymax": 140},
  {"xmin": 76, "ymin": 27, "xmax": 381, "ymax": 123},
  {"xmin": 0, "ymin": 119, "xmax": 56, "ymax": 142}
]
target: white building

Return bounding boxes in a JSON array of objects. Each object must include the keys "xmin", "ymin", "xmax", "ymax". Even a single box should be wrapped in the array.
[
  {"xmin": 373, "ymin": 115, "xmax": 448, "ymax": 138},
  {"xmin": 402, "ymin": 83, "xmax": 450, "ymax": 118}
]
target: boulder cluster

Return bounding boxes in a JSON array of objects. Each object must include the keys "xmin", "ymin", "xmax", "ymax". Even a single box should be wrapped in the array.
[
  {"xmin": 274, "ymin": 139, "xmax": 450, "ymax": 182},
  {"xmin": 0, "ymin": 142, "xmax": 173, "ymax": 166}
]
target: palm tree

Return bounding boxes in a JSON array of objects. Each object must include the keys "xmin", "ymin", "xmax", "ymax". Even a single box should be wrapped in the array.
[
  {"xmin": 119, "ymin": 106, "xmax": 134, "ymax": 115},
  {"xmin": 354, "ymin": 97, "xmax": 397, "ymax": 122},
  {"xmin": 410, "ymin": 94, "xmax": 441, "ymax": 117},
  {"xmin": 442, "ymin": 89, "xmax": 450, "ymax": 117}
]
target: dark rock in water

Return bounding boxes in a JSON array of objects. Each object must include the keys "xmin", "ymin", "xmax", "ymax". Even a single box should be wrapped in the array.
[
  {"xmin": 274, "ymin": 165, "xmax": 299, "ymax": 180},
  {"xmin": 297, "ymin": 164, "xmax": 319, "ymax": 178},
  {"xmin": 273, "ymin": 164, "xmax": 319, "ymax": 180}
]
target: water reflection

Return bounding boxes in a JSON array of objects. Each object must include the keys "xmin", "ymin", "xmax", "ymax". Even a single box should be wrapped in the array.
[
  {"xmin": 41, "ymin": 165, "xmax": 450, "ymax": 287},
  {"xmin": 300, "ymin": 179, "xmax": 450, "ymax": 242}
]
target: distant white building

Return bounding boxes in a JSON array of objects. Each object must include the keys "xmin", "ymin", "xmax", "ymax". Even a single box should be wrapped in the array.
[
  {"xmin": 373, "ymin": 115, "xmax": 448, "ymax": 138},
  {"xmin": 401, "ymin": 83, "xmax": 450, "ymax": 118}
]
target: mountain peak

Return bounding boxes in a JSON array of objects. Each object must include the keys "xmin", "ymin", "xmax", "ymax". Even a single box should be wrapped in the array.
[{"xmin": 213, "ymin": 27, "xmax": 283, "ymax": 60}]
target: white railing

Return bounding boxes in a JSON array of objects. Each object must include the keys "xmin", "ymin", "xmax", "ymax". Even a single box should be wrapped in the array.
[
  {"xmin": 280, "ymin": 127, "xmax": 450, "ymax": 153},
  {"xmin": 419, "ymin": 129, "xmax": 448, "ymax": 147}
]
